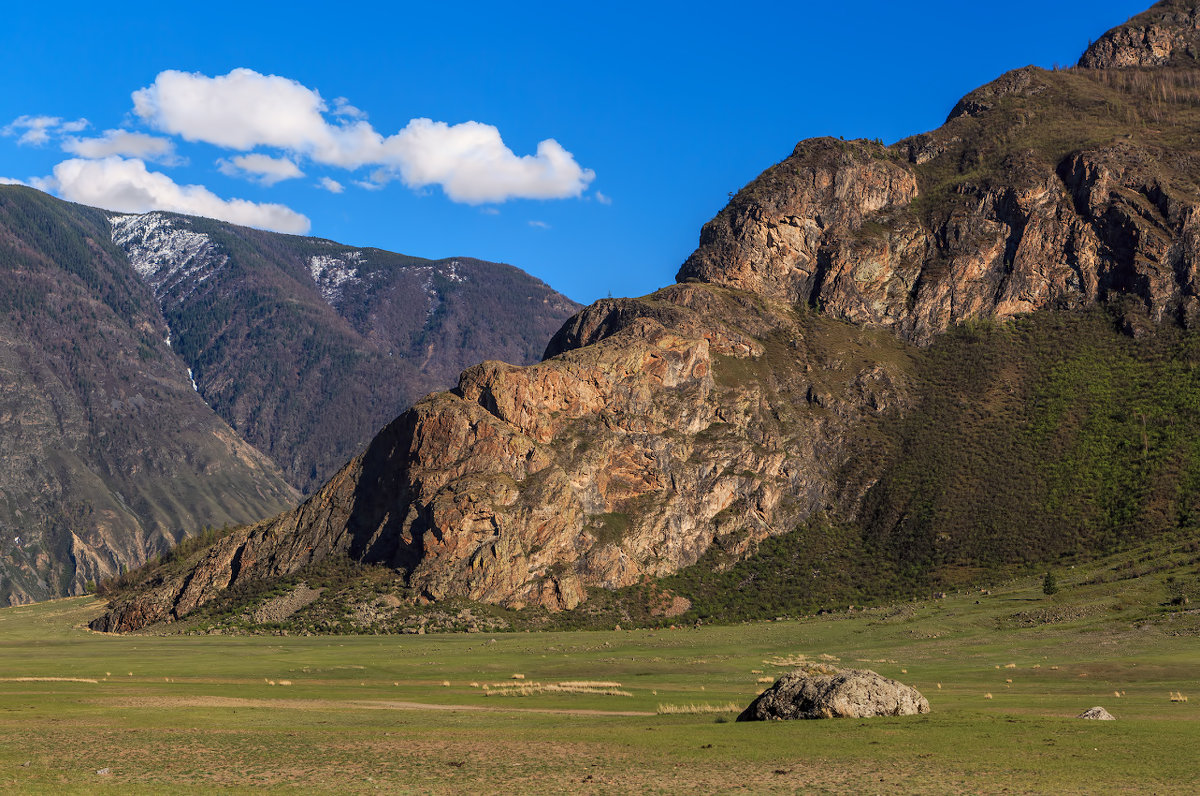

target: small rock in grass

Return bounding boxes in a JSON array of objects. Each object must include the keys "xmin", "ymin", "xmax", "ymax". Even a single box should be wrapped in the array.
[{"xmin": 1077, "ymin": 706, "xmax": 1116, "ymax": 720}]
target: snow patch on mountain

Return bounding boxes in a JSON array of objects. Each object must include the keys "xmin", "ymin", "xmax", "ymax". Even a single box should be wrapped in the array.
[
  {"xmin": 308, "ymin": 251, "xmax": 365, "ymax": 304},
  {"xmin": 110, "ymin": 213, "xmax": 228, "ymax": 303},
  {"xmin": 442, "ymin": 259, "xmax": 467, "ymax": 284}
]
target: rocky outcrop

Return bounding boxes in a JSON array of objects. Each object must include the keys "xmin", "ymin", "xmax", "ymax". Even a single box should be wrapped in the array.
[
  {"xmin": 737, "ymin": 666, "xmax": 930, "ymax": 721},
  {"xmin": 1078, "ymin": 706, "xmax": 1117, "ymax": 720},
  {"xmin": 679, "ymin": 122, "xmax": 1200, "ymax": 343},
  {"xmin": 1079, "ymin": 1, "xmax": 1200, "ymax": 69}
]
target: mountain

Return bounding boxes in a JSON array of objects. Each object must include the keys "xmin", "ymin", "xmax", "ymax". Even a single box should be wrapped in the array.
[
  {"xmin": 0, "ymin": 188, "xmax": 579, "ymax": 605},
  {"xmin": 109, "ymin": 212, "xmax": 581, "ymax": 493},
  {"xmin": 0, "ymin": 186, "xmax": 299, "ymax": 605},
  {"xmin": 94, "ymin": 0, "xmax": 1200, "ymax": 631}
]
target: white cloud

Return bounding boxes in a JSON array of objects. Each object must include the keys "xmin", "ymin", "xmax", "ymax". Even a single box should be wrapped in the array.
[
  {"xmin": 595, "ymin": 191, "xmax": 612, "ymax": 205},
  {"xmin": 42, "ymin": 156, "xmax": 310, "ymax": 234},
  {"xmin": 62, "ymin": 129, "xmax": 178, "ymax": 163},
  {"xmin": 332, "ymin": 97, "xmax": 366, "ymax": 119},
  {"xmin": 0, "ymin": 176, "xmax": 27, "ymax": 186},
  {"xmin": 131, "ymin": 68, "xmax": 594, "ymax": 203},
  {"xmin": 218, "ymin": 153, "xmax": 304, "ymax": 185},
  {"xmin": 528, "ymin": 220, "xmax": 551, "ymax": 229},
  {"xmin": 382, "ymin": 119, "xmax": 593, "ymax": 204},
  {"xmin": 3, "ymin": 115, "xmax": 89, "ymax": 146},
  {"xmin": 480, "ymin": 207, "xmax": 500, "ymax": 215},
  {"xmin": 317, "ymin": 176, "xmax": 344, "ymax": 193}
]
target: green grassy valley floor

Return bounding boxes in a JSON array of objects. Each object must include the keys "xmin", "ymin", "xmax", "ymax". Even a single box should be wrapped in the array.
[{"xmin": 2, "ymin": 554, "xmax": 1198, "ymax": 793}]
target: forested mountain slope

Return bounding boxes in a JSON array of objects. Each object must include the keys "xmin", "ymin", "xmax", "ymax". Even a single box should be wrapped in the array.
[{"xmin": 110, "ymin": 212, "xmax": 580, "ymax": 492}]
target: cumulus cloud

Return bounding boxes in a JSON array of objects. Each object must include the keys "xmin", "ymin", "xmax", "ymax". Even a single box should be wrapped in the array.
[
  {"xmin": 595, "ymin": 191, "xmax": 612, "ymax": 205},
  {"xmin": 42, "ymin": 156, "xmax": 310, "ymax": 234},
  {"xmin": 383, "ymin": 119, "xmax": 593, "ymax": 203},
  {"xmin": 62, "ymin": 129, "xmax": 178, "ymax": 163},
  {"xmin": 0, "ymin": 176, "xmax": 27, "ymax": 186},
  {"xmin": 317, "ymin": 176, "xmax": 344, "ymax": 193},
  {"xmin": 131, "ymin": 68, "xmax": 594, "ymax": 203},
  {"xmin": 218, "ymin": 153, "xmax": 304, "ymax": 185},
  {"xmin": 3, "ymin": 115, "xmax": 89, "ymax": 146}
]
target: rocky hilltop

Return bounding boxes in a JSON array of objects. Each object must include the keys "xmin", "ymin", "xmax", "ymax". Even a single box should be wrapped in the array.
[
  {"xmin": 1079, "ymin": 0, "xmax": 1200, "ymax": 69},
  {"xmin": 95, "ymin": 0, "xmax": 1200, "ymax": 631}
]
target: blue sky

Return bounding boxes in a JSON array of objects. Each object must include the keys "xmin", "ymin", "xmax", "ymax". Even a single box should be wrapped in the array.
[{"xmin": 0, "ymin": 0, "xmax": 1152, "ymax": 305}]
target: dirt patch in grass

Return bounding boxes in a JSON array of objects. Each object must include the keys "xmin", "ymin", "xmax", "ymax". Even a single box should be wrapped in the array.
[{"xmin": 93, "ymin": 695, "xmax": 655, "ymax": 717}]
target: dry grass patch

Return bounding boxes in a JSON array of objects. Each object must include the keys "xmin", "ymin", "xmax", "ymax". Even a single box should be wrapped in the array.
[
  {"xmin": 0, "ymin": 677, "xmax": 98, "ymax": 684},
  {"xmin": 656, "ymin": 702, "xmax": 741, "ymax": 715},
  {"xmin": 765, "ymin": 652, "xmax": 842, "ymax": 667},
  {"xmin": 483, "ymin": 682, "xmax": 633, "ymax": 698}
]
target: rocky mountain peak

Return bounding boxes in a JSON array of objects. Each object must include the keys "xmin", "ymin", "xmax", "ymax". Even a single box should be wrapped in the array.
[{"xmin": 1079, "ymin": 0, "xmax": 1200, "ymax": 68}]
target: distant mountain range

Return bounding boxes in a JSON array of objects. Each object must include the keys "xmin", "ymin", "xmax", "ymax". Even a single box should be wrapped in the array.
[
  {"xmin": 0, "ymin": 185, "xmax": 579, "ymax": 604},
  {"xmin": 108, "ymin": 210, "xmax": 580, "ymax": 493}
]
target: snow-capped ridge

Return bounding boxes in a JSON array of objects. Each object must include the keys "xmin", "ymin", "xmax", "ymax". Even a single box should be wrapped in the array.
[{"xmin": 110, "ymin": 212, "xmax": 228, "ymax": 303}]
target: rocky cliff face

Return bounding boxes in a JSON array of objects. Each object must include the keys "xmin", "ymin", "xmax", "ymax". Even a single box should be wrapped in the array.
[
  {"xmin": 1079, "ymin": 0, "xmax": 1200, "ymax": 69},
  {"xmin": 94, "ymin": 0, "xmax": 1200, "ymax": 630},
  {"xmin": 678, "ymin": 127, "xmax": 1200, "ymax": 343}
]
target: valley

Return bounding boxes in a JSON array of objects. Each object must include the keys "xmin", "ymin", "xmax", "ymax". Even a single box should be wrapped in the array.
[
  {"xmin": 1, "ymin": 543, "xmax": 1196, "ymax": 792},
  {"xmin": 5, "ymin": 1, "xmax": 1200, "ymax": 791}
]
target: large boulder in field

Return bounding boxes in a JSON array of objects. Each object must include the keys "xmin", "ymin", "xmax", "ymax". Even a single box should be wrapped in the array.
[{"xmin": 737, "ymin": 665, "xmax": 930, "ymax": 721}]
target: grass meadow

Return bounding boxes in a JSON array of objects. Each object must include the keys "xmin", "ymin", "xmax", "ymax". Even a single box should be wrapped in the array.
[{"xmin": 0, "ymin": 559, "xmax": 1197, "ymax": 793}]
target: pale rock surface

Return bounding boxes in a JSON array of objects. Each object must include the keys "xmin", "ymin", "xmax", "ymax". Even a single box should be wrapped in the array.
[
  {"xmin": 737, "ymin": 665, "xmax": 931, "ymax": 721},
  {"xmin": 1077, "ymin": 706, "xmax": 1117, "ymax": 720}
]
